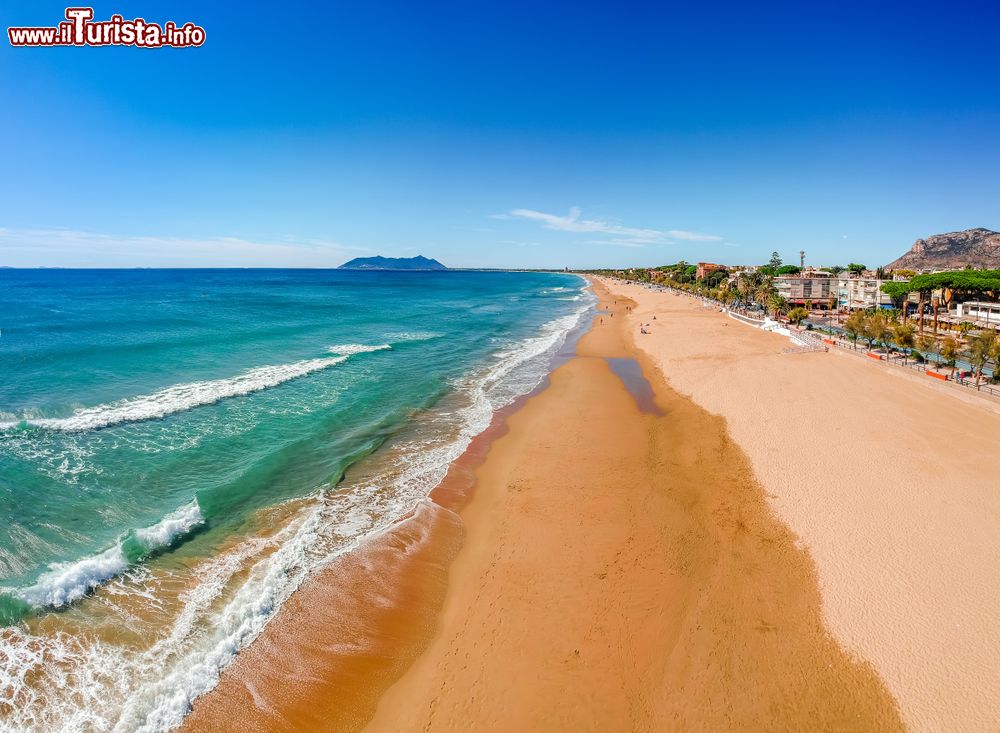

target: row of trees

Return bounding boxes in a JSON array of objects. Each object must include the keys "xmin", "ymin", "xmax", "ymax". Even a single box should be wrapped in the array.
[
  {"xmin": 880, "ymin": 268, "xmax": 1000, "ymax": 334},
  {"xmin": 842, "ymin": 309, "xmax": 1000, "ymax": 384},
  {"xmin": 607, "ymin": 265, "xmax": 790, "ymax": 316},
  {"xmin": 599, "ymin": 265, "xmax": 1000, "ymax": 386}
]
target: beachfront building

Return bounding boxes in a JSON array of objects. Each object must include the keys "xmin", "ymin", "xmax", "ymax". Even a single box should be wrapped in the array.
[
  {"xmin": 774, "ymin": 274, "xmax": 836, "ymax": 309},
  {"xmin": 696, "ymin": 262, "xmax": 727, "ymax": 280},
  {"xmin": 952, "ymin": 301, "xmax": 1000, "ymax": 327},
  {"xmin": 837, "ymin": 276, "xmax": 895, "ymax": 310}
]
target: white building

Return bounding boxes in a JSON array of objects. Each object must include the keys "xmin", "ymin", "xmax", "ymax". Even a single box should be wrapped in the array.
[
  {"xmin": 837, "ymin": 277, "xmax": 894, "ymax": 310},
  {"xmin": 774, "ymin": 275, "xmax": 836, "ymax": 308},
  {"xmin": 952, "ymin": 301, "xmax": 1000, "ymax": 325}
]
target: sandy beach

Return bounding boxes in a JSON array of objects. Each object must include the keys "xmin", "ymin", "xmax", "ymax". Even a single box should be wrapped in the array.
[
  {"xmin": 599, "ymin": 277, "xmax": 1000, "ymax": 732},
  {"xmin": 184, "ymin": 278, "xmax": 905, "ymax": 731}
]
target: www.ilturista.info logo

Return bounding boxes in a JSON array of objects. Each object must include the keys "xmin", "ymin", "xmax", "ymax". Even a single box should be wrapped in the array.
[{"xmin": 8, "ymin": 7, "xmax": 205, "ymax": 48}]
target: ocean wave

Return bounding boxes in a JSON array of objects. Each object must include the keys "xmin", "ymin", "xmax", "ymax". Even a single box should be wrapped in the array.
[
  {"xmin": 0, "ymin": 347, "xmax": 392, "ymax": 433},
  {"xmin": 5, "ymin": 500, "xmax": 204, "ymax": 611},
  {"xmin": 133, "ymin": 500, "xmax": 204, "ymax": 551},
  {"xmin": 0, "ymin": 294, "xmax": 596, "ymax": 732},
  {"xmin": 326, "ymin": 343, "xmax": 391, "ymax": 356},
  {"xmin": 11, "ymin": 545, "xmax": 130, "ymax": 610},
  {"xmin": 383, "ymin": 331, "xmax": 443, "ymax": 343}
]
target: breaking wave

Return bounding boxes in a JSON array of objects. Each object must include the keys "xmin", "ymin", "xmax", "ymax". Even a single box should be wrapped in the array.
[
  {"xmin": 0, "ymin": 346, "xmax": 390, "ymax": 433},
  {"xmin": 4, "ymin": 500, "xmax": 204, "ymax": 612}
]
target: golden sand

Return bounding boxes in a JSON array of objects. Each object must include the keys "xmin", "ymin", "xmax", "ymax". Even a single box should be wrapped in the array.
[
  {"xmin": 602, "ymin": 278, "xmax": 1000, "ymax": 732},
  {"xmin": 184, "ymin": 280, "xmax": 903, "ymax": 732}
]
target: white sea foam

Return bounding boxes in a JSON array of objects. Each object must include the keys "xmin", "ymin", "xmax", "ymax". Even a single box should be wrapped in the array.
[
  {"xmin": 12, "ymin": 545, "xmax": 130, "ymax": 609},
  {"xmin": 0, "ymin": 349, "xmax": 395, "ymax": 433},
  {"xmin": 326, "ymin": 343, "xmax": 391, "ymax": 356},
  {"xmin": 6, "ymin": 500, "xmax": 204, "ymax": 613},
  {"xmin": 133, "ymin": 500, "xmax": 204, "ymax": 550},
  {"xmin": 0, "ymin": 288, "xmax": 596, "ymax": 733},
  {"xmin": 384, "ymin": 331, "xmax": 443, "ymax": 342}
]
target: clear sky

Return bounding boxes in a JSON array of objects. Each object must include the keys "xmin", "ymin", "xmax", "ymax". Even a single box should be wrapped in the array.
[{"xmin": 1, "ymin": 0, "xmax": 998, "ymax": 269}]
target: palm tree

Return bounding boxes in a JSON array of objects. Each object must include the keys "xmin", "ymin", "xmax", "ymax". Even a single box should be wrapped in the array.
[
  {"xmin": 787, "ymin": 306, "xmax": 809, "ymax": 326},
  {"xmin": 736, "ymin": 271, "xmax": 761, "ymax": 309},
  {"xmin": 766, "ymin": 293, "xmax": 788, "ymax": 318},
  {"xmin": 754, "ymin": 277, "xmax": 777, "ymax": 311}
]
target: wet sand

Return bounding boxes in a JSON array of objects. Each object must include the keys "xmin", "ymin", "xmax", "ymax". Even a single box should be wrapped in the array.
[
  {"xmin": 602, "ymin": 278, "xmax": 1000, "ymax": 732},
  {"xmin": 184, "ymin": 280, "xmax": 903, "ymax": 732}
]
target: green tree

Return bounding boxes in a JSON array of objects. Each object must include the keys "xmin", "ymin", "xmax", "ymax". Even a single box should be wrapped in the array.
[
  {"xmin": 890, "ymin": 322, "xmax": 916, "ymax": 363},
  {"xmin": 769, "ymin": 251, "xmax": 783, "ymax": 271},
  {"xmin": 863, "ymin": 310, "xmax": 892, "ymax": 349},
  {"xmin": 940, "ymin": 336, "xmax": 960, "ymax": 378},
  {"xmin": 967, "ymin": 332, "xmax": 998, "ymax": 388},
  {"xmin": 776, "ymin": 264, "xmax": 801, "ymax": 275},
  {"xmin": 880, "ymin": 281, "xmax": 912, "ymax": 320},
  {"xmin": 847, "ymin": 263, "xmax": 867, "ymax": 275},
  {"xmin": 766, "ymin": 293, "xmax": 788, "ymax": 317},
  {"xmin": 754, "ymin": 278, "xmax": 777, "ymax": 309},
  {"xmin": 956, "ymin": 322, "xmax": 976, "ymax": 340},
  {"xmin": 844, "ymin": 311, "xmax": 866, "ymax": 347},
  {"xmin": 917, "ymin": 334, "xmax": 938, "ymax": 365},
  {"xmin": 787, "ymin": 306, "xmax": 809, "ymax": 326}
]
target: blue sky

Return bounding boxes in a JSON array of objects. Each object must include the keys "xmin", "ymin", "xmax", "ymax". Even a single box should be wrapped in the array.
[{"xmin": 1, "ymin": 0, "xmax": 998, "ymax": 269}]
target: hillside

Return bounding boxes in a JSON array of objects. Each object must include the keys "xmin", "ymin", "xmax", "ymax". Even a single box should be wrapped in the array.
[
  {"xmin": 887, "ymin": 228, "xmax": 1000, "ymax": 271},
  {"xmin": 337, "ymin": 255, "xmax": 447, "ymax": 271}
]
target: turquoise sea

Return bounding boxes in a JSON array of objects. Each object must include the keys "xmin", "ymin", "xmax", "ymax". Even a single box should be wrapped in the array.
[{"xmin": 0, "ymin": 268, "xmax": 591, "ymax": 732}]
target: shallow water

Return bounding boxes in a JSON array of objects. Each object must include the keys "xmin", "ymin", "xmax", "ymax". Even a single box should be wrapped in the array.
[{"xmin": 604, "ymin": 357, "xmax": 661, "ymax": 414}]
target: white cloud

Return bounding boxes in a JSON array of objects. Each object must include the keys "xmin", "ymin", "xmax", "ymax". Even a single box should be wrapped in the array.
[
  {"xmin": 0, "ymin": 228, "xmax": 365, "ymax": 267},
  {"xmin": 667, "ymin": 230, "xmax": 721, "ymax": 242},
  {"xmin": 583, "ymin": 239, "xmax": 659, "ymax": 249},
  {"xmin": 497, "ymin": 207, "xmax": 721, "ymax": 246}
]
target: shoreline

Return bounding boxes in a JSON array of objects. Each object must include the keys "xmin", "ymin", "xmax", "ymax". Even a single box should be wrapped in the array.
[
  {"xmin": 183, "ymin": 277, "xmax": 908, "ymax": 732},
  {"xmin": 360, "ymin": 278, "xmax": 901, "ymax": 730},
  {"xmin": 178, "ymin": 299, "xmax": 591, "ymax": 732}
]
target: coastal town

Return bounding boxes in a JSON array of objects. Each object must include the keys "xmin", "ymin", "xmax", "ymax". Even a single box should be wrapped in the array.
[
  {"xmin": 587, "ymin": 229, "xmax": 1000, "ymax": 398},
  {"xmin": 589, "ymin": 272, "xmax": 1000, "ymax": 732}
]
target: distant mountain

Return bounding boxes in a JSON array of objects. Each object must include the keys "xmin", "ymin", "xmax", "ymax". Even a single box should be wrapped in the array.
[
  {"xmin": 337, "ymin": 255, "xmax": 448, "ymax": 271},
  {"xmin": 887, "ymin": 228, "xmax": 1000, "ymax": 271}
]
